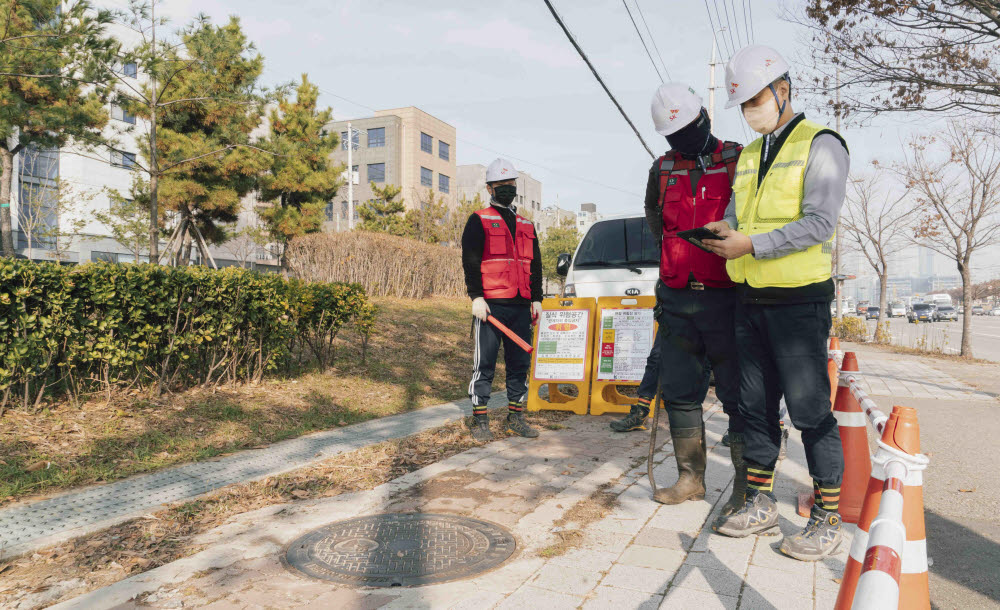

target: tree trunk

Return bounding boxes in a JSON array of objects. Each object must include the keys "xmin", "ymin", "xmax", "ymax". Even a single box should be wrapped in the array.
[
  {"xmin": 0, "ymin": 147, "xmax": 16, "ymax": 256},
  {"xmin": 878, "ymin": 270, "xmax": 889, "ymax": 326},
  {"xmin": 960, "ymin": 261, "xmax": 973, "ymax": 357},
  {"xmin": 180, "ymin": 228, "xmax": 193, "ymax": 266},
  {"xmin": 149, "ymin": 171, "xmax": 159, "ymax": 262}
]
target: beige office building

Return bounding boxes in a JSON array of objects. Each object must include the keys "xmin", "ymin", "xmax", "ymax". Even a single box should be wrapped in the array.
[
  {"xmin": 325, "ymin": 107, "xmax": 457, "ymax": 230},
  {"xmin": 456, "ymin": 164, "xmax": 543, "ymax": 216}
]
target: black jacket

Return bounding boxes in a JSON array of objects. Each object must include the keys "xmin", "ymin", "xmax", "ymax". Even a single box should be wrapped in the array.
[{"xmin": 461, "ymin": 203, "xmax": 543, "ymax": 304}]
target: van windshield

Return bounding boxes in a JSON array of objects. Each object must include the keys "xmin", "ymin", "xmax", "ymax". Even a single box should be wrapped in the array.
[
  {"xmin": 574, "ymin": 218, "xmax": 659, "ymax": 268},
  {"xmin": 913, "ymin": 304, "xmax": 932, "ymax": 311}
]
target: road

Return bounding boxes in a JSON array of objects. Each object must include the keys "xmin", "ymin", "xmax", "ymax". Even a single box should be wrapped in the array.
[{"xmin": 859, "ymin": 314, "xmax": 1000, "ymax": 361}]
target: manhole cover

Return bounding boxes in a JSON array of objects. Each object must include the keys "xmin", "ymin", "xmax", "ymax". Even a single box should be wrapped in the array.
[{"xmin": 283, "ymin": 513, "xmax": 516, "ymax": 587}]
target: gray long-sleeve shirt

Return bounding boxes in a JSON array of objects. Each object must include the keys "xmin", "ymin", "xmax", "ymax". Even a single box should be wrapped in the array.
[{"xmin": 722, "ymin": 113, "xmax": 850, "ymax": 260}]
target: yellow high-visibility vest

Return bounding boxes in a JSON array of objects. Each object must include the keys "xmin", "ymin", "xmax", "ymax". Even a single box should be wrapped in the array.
[{"xmin": 726, "ymin": 119, "xmax": 842, "ymax": 288}]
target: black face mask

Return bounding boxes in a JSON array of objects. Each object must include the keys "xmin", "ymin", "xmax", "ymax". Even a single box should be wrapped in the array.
[
  {"xmin": 492, "ymin": 184, "xmax": 517, "ymax": 206},
  {"xmin": 666, "ymin": 109, "xmax": 718, "ymax": 157}
]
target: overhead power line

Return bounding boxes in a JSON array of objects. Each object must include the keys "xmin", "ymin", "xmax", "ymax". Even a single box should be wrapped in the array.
[
  {"xmin": 723, "ymin": 0, "xmax": 740, "ymax": 48},
  {"xmin": 633, "ymin": 0, "xmax": 672, "ymax": 82},
  {"xmin": 543, "ymin": 0, "xmax": 655, "ymax": 158},
  {"xmin": 316, "ymin": 86, "xmax": 644, "ymax": 199},
  {"xmin": 622, "ymin": 0, "xmax": 664, "ymax": 82},
  {"xmin": 707, "ymin": 0, "xmax": 732, "ymax": 59},
  {"xmin": 742, "ymin": 0, "xmax": 754, "ymax": 45}
]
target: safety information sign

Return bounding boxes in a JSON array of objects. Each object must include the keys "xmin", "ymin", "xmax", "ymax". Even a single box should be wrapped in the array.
[
  {"xmin": 597, "ymin": 308, "xmax": 655, "ymax": 382},
  {"xmin": 533, "ymin": 309, "xmax": 591, "ymax": 381}
]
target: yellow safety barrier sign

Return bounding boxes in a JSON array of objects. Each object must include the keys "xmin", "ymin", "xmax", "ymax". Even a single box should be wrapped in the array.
[
  {"xmin": 526, "ymin": 297, "xmax": 596, "ymax": 415},
  {"xmin": 589, "ymin": 296, "xmax": 657, "ymax": 415}
]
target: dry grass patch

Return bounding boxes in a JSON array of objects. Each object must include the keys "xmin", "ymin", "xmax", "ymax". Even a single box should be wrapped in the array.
[
  {"xmin": 0, "ymin": 410, "xmax": 569, "ymax": 609},
  {"xmin": 0, "ymin": 296, "xmax": 509, "ymax": 504},
  {"xmin": 537, "ymin": 483, "xmax": 620, "ymax": 559}
]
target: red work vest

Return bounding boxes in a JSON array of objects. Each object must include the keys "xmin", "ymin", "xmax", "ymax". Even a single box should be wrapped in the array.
[
  {"xmin": 475, "ymin": 207, "xmax": 535, "ymax": 300},
  {"xmin": 658, "ymin": 140, "xmax": 742, "ymax": 289}
]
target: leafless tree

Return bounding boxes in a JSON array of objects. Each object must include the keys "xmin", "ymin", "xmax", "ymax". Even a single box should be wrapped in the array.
[
  {"xmin": 788, "ymin": 1, "xmax": 1000, "ymax": 119},
  {"xmin": 16, "ymin": 147, "xmax": 90, "ymax": 261},
  {"xmin": 898, "ymin": 121, "xmax": 1000, "ymax": 357},
  {"xmin": 842, "ymin": 164, "xmax": 916, "ymax": 329}
]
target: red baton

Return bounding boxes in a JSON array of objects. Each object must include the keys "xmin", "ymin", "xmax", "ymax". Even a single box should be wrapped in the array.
[{"xmin": 487, "ymin": 315, "xmax": 534, "ymax": 354}]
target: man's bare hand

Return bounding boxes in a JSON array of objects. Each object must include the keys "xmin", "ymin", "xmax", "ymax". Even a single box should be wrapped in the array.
[
  {"xmin": 703, "ymin": 221, "xmax": 732, "ymax": 236},
  {"xmin": 704, "ymin": 230, "xmax": 754, "ymax": 260}
]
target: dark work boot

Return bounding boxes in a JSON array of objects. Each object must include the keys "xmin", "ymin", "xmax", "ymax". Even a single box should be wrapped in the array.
[
  {"xmin": 718, "ymin": 432, "xmax": 747, "ymax": 518},
  {"xmin": 722, "ymin": 431, "xmax": 731, "ymax": 446},
  {"xmin": 468, "ymin": 413, "xmax": 493, "ymax": 442},
  {"xmin": 780, "ymin": 505, "xmax": 843, "ymax": 561},
  {"xmin": 506, "ymin": 411, "xmax": 539, "ymax": 438},
  {"xmin": 714, "ymin": 488, "xmax": 779, "ymax": 537},
  {"xmin": 610, "ymin": 402, "xmax": 650, "ymax": 432},
  {"xmin": 653, "ymin": 425, "xmax": 706, "ymax": 505}
]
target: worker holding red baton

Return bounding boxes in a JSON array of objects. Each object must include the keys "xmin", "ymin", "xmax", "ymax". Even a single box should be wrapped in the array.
[{"xmin": 461, "ymin": 158, "xmax": 544, "ymax": 442}]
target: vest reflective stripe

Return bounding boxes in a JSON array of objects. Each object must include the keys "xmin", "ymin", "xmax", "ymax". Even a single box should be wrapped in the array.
[
  {"xmin": 475, "ymin": 207, "xmax": 535, "ymax": 300},
  {"xmin": 726, "ymin": 119, "xmax": 840, "ymax": 288}
]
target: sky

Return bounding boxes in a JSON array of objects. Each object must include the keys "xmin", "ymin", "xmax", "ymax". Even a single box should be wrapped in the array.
[{"xmin": 110, "ymin": 0, "xmax": 997, "ymax": 281}]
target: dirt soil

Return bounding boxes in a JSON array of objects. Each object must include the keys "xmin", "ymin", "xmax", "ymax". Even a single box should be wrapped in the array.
[
  {"xmin": 0, "ymin": 297, "xmax": 500, "ymax": 505},
  {"xmin": 0, "ymin": 410, "xmax": 568, "ymax": 609}
]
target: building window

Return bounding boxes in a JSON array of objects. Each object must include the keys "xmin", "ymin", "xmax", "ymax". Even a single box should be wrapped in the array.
[
  {"xmin": 18, "ymin": 146, "xmax": 59, "ymax": 250},
  {"xmin": 110, "ymin": 149, "xmax": 137, "ymax": 169},
  {"xmin": 341, "ymin": 129, "xmax": 359, "ymax": 150},
  {"xmin": 91, "ymin": 251, "xmax": 118, "ymax": 263},
  {"xmin": 439, "ymin": 141, "xmax": 450, "ymax": 161},
  {"xmin": 438, "ymin": 173, "xmax": 450, "ymax": 193},
  {"xmin": 111, "ymin": 104, "xmax": 135, "ymax": 124},
  {"xmin": 368, "ymin": 162, "xmax": 385, "ymax": 183},
  {"xmin": 325, "ymin": 202, "xmax": 335, "ymax": 221},
  {"xmin": 115, "ymin": 61, "xmax": 137, "ymax": 78},
  {"xmin": 367, "ymin": 127, "xmax": 385, "ymax": 148},
  {"xmin": 420, "ymin": 167, "xmax": 432, "ymax": 187},
  {"xmin": 420, "ymin": 132, "xmax": 432, "ymax": 153}
]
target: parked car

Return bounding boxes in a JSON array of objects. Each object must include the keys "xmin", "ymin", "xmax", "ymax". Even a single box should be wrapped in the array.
[
  {"xmin": 889, "ymin": 303, "xmax": 906, "ymax": 318},
  {"xmin": 908, "ymin": 303, "xmax": 936, "ymax": 323},
  {"xmin": 558, "ymin": 215, "xmax": 659, "ymax": 298},
  {"xmin": 973, "ymin": 305, "xmax": 985, "ymax": 316},
  {"xmin": 856, "ymin": 302, "xmax": 869, "ymax": 316},
  {"xmin": 866, "ymin": 306, "xmax": 880, "ymax": 320},
  {"xmin": 992, "ymin": 308, "xmax": 1000, "ymax": 317},
  {"xmin": 934, "ymin": 305, "xmax": 958, "ymax": 322}
]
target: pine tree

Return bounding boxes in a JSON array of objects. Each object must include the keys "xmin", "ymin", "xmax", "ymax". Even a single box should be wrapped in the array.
[
  {"xmin": 0, "ymin": 0, "xmax": 115, "ymax": 256},
  {"xmin": 540, "ymin": 217, "xmax": 580, "ymax": 291},
  {"xmin": 258, "ymin": 75, "xmax": 342, "ymax": 268},
  {"xmin": 405, "ymin": 188, "xmax": 448, "ymax": 244},
  {"xmin": 358, "ymin": 183, "xmax": 409, "ymax": 236},
  {"xmin": 444, "ymin": 193, "xmax": 484, "ymax": 246},
  {"xmin": 97, "ymin": 174, "xmax": 151, "ymax": 262},
  {"xmin": 150, "ymin": 16, "xmax": 268, "ymax": 265}
]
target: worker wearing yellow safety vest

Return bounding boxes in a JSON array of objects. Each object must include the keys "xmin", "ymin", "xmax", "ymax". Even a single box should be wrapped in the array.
[{"xmin": 702, "ymin": 44, "xmax": 850, "ymax": 562}]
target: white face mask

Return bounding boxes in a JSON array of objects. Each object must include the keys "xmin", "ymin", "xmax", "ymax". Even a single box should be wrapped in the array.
[{"xmin": 742, "ymin": 86, "xmax": 787, "ymax": 134}]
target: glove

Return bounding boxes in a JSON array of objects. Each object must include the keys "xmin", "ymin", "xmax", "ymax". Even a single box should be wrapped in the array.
[
  {"xmin": 531, "ymin": 301, "xmax": 543, "ymax": 325},
  {"xmin": 472, "ymin": 297, "xmax": 490, "ymax": 322}
]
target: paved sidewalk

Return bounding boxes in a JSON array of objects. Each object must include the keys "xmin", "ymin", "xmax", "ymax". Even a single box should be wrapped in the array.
[
  {"xmin": 47, "ymin": 400, "xmax": 849, "ymax": 610},
  {"xmin": 0, "ymin": 393, "xmax": 509, "ymax": 559}
]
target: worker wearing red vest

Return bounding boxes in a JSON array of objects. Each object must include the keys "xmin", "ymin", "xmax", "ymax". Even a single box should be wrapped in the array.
[
  {"xmin": 639, "ymin": 83, "xmax": 747, "ymax": 512},
  {"xmin": 461, "ymin": 158, "xmax": 543, "ymax": 442}
]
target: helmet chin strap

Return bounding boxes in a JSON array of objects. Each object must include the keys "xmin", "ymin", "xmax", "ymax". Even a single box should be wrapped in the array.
[{"xmin": 767, "ymin": 83, "xmax": 787, "ymax": 132}]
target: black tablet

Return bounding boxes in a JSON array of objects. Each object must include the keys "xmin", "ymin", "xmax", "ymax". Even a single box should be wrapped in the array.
[{"xmin": 676, "ymin": 228, "xmax": 725, "ymax": 251}]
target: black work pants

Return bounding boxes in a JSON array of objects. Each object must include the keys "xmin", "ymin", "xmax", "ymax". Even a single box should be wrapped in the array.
[
  {"xmin": 468, "ymin": 302, "xmax": 532, "ymax": 407},
  {"xmin": 637, "ymin": 330, "xmax": 711, "ymax": 407},
  {"xmin": 656, "ymin": 283, "xmax": 742, "ymax": 432},
  {"xmin": 736, "ymin": 300, "xmax": 843, "ymax": 488}
]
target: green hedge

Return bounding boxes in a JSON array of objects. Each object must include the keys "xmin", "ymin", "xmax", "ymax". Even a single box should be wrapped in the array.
[{"xmin": 0, "ymin": 259, "xmax": 376, "ymax": 411}]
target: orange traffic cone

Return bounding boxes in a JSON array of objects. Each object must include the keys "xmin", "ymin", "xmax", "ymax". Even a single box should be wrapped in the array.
[
  {"xmin": 841, "ymin": 350, "xmax": 859, "ymax": 373},
  {"xmin": 835, "ymin": 406, "xmax": 930, "ymax": 610},
  {"xmin": 828, "ymin": 357, "xmax": 838, "ymax": 408},
  {"xmin": 829, "ymin": 336, "xmax": 841, "ymax": 352},
  {"xmin": 832, "ymin": 357, "xmax": 871, "ymax": 524}
]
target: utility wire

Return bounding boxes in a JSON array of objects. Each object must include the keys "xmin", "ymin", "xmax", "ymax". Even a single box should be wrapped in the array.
[
  {"xmin": 317, "ymin": 86, "xmax": 645, "ymax": 198},
  {"xmin": 723, "ymin": 0, "xmax": 741, "ymax": 49},
  {"xmin": 543, "ymin": 0, "xmax": 655, "ymax": 158},
  {"xmin": 707, "ymin": 0, "xmax": 732, "ymax": 58},
  {"xmin": 742, "ymin": 0, "xmax": 753, "ymax": 45},
  {"xmin": 634, "ymin": 0, "xmax": 671, "ymax": 81},
  {"xmin": 622, "ymin": 0, "xmax": 664, "ymax": 83},
  {"xmin": 748, "ymin": 0, "xmax": 755, "ymax": 43}
]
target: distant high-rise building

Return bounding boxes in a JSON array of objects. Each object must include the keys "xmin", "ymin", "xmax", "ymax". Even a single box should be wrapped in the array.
[
  {"xmin": 577, "ymin": 203, "xmax": 601, "ymax": 234},
  {"xmin": 918, "ymin": 246, "xmax": 936, "ymax": 277}
]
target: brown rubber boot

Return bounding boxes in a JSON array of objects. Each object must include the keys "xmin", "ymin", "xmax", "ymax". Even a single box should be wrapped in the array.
[
  {"xmin": 653, "ymin": 425, "xmax": 706, "ymax": 505},
  {"xmin": 718, "ymin": 431, "xmax": 747, "ymax": 518}
]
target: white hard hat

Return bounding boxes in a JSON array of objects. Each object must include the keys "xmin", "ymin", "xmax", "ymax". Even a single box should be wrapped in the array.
[
  {"xmin": 485, "ymin": 158, "xmax": 519, "ymax": 183},
  {"xmin": 724, "ymin": 44, "xmax": 791, "ymax": 109},
  {"xmin": 650, "ymin": 83, "xmax": 703, "ymax": 136}
]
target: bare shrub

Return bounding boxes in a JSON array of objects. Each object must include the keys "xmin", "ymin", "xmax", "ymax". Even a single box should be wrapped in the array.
[{"xmin": 287, "ymin": 231, "xmax": 465, "ymax": 298}]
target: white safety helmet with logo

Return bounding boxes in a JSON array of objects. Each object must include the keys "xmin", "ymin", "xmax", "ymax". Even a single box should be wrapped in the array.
[
  {"xmin": 485, "ymin": 158, "xmax": 519, "ymax": 183},
  {"xmin": 724, "ymin": 44, "xmax": 790, "ymax": 109},
  {"xmin": 650, "ymin": 83, "xmax": 703, "ymax": 136}
]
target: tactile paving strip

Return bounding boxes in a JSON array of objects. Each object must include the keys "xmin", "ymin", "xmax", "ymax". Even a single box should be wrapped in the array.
[
  {"xmin": 0, "ymin": 393, "xmax": 508, "ymax": 558},
  {"xmin": 283, "ymin": 513, "xmax": 516, "ymax": 587}
]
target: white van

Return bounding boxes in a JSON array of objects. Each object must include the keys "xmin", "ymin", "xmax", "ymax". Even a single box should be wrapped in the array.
[{"xmin": 557, "ymin": 215, "xmax": 659, "ymax": 298}]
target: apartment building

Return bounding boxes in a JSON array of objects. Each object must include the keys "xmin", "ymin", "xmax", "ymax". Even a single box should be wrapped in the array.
[
  {"xmin": 456, "ymin": 164, "xmax": 542, "ymax": 216},
  {"xmin": 325, "ymin": 107, "xmax": 457, "ymax": 230}
]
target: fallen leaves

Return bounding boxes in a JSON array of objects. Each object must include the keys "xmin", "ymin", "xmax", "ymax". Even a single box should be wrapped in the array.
[
  {"xmin": 25, "ymin": 461, "xmax": 50, "ymax": 473},
  {"xmin": 959, "ymin": 488, "xmax": 976, "ymax": 493}
]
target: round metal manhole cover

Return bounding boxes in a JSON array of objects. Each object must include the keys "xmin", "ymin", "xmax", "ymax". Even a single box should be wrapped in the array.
[{"xmin": 283, "ymin": 513, "xmax": 517, "ymax": 587}]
